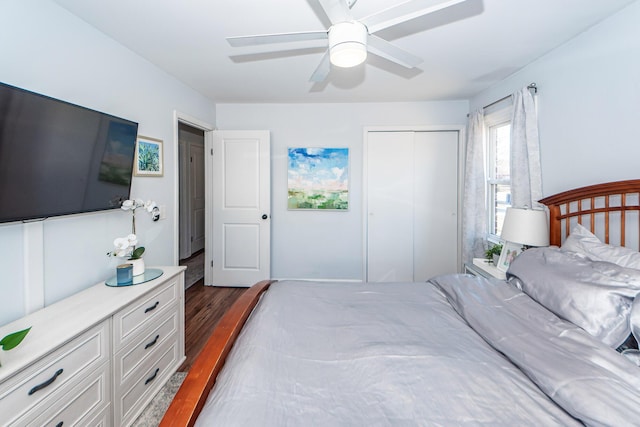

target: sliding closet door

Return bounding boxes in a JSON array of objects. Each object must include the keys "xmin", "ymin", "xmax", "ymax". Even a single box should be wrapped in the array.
[
  {"xmin": 367, "ymin": 132, "xmax": 415, "ymax": 282},
  {"xmin": 413, "ymin": 131, "xmax": 458, "ymax": 280},
  {"xmin": 366, "ymin": 130, "xmax": 458, "ymax": 282}
]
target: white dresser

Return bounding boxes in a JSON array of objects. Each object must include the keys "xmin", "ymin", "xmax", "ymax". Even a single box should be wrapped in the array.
[{"xmin": 0, "ymin": 266, "xmax": 185, "ymax": 426}]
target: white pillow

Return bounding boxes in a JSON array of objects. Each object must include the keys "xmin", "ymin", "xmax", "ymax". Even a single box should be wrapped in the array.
[{"xmin": 561, "ymin": 224, "xmax": 640, "ymax": 270}]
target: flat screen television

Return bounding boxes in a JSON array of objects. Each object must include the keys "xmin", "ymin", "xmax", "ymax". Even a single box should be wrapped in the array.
[{"xmin": 0, "ymin": 82, "xmax": 139, "ymax": 224}]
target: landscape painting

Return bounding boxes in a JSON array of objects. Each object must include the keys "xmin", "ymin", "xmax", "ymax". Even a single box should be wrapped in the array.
[{"xmin": 288, "ymin": 147, "xmax": 349, "ymax": 210}]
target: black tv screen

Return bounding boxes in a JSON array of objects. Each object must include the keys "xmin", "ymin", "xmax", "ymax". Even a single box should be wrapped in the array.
[{"xmin": 0, "ymin": 82, "xmax": 138, "ymax": 224}]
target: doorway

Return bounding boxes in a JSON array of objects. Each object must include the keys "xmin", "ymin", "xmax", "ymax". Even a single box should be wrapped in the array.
[{"xmin": 178, "ymin": 122, "xmax": 206, "ymax": 289}]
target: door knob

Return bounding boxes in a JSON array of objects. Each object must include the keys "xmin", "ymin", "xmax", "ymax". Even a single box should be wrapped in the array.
[{"xmin": 262, "ymin": 214, "xmax": 268, "ymax": 220}]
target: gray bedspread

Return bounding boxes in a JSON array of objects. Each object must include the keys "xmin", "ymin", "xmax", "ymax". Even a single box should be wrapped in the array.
[{"xmin": 195, "ymin": 278, "xmax": 640, "ymax": 426}]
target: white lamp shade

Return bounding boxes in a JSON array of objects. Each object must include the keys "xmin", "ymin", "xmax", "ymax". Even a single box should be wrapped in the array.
[
  {"xmin": 329, "ymin": 22, "xmax": 367, "ymax": 68},
  {"xmin": 500, "ymin": 207, "xmax": 550, "ymax": 247}
]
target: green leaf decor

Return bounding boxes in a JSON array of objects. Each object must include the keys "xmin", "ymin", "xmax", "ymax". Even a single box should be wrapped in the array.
[{"xmin": 0, "ymin": 327, "xmax": 31, "ymax": 351}]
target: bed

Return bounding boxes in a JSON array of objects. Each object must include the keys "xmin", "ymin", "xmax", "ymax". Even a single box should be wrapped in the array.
[{"xmin": 161, "ymin": 180, "xmax": 640, "ymax": 426}]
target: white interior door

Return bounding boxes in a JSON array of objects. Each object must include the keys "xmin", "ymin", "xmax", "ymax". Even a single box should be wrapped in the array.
[
  {"xmin": 178, "ymin": 141, "xmax": 190, "ymax": 260},
  {"xmin": 366, "ymin": 130, "xmax": 459, "ymax": 282},
  {"xmin": 189, "ymin": 142, "xmax": 205, "ymax": 253},
  {"xmin": 205, "ymin": 130, "xmax": 270, "ymax": 287}
]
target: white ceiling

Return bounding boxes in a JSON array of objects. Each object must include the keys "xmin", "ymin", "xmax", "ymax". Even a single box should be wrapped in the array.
[{"xmin": 53, "ymin": 0, "xmax": 636, "ymax": 103}]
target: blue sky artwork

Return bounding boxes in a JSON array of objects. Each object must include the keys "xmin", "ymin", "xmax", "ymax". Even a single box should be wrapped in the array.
[
  {"xmin": 288, "ymin": 147, "xmax": 349, "ymax": 210},
  {"xmin": 288, "ymin": 148, "xmax": 348, "ymax": 191}
]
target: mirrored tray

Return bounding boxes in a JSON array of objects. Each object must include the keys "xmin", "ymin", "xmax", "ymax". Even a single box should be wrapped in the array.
[{"xmin": 105, "ymin": 268, "xmax": 163, "ymax": 287}]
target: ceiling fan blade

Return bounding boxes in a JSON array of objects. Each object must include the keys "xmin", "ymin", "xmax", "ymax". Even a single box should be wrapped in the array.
[
  {"xmin": 367, "ymin": 35, "xmax": 422, "ymax": 68},
  {"xmin": 227, "ymin": 31, "xmax": 327, "ymax": 47},
  {"xmin": 309, "ymin": 51, "xmax": 331, "ymax": 82},
  {"xmin": 361, "ymin": 0, "xmax": 468, "ymax": 34},
  {"xmin": 316, "ymin": 0, "xmax": 352, "ymax": 25}
]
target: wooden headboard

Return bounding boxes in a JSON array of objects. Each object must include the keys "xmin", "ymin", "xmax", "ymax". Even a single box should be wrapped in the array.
[{"xmin": 539, "ymin": 179, "xmax": 640, "ymax": 248}]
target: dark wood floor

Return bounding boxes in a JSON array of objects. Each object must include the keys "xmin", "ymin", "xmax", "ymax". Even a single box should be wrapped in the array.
[{"xmin": 179, "ymin": 279, "xmax": 246, "ymax": 372}]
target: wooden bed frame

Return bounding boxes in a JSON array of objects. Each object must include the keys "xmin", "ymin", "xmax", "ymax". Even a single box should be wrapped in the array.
[
  {"xmin": 161, "ymin": 179, "xmax": 640, "ymax": 426},
  {"xmin": 160, "ymin": 280, "xmax": 275, "ymax": 426},
  {"xmin": 539, "ymin": 179, "xmax": 640, "ymax": 248}
]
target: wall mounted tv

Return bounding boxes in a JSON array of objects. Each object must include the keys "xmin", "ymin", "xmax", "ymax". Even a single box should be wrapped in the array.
[{"xmin": 0, "ymin": 82, "xmax": 139, "ymax": 224}]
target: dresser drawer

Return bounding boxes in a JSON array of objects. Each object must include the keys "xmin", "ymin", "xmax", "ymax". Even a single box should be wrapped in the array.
[
  {"xmin": 114, "ymin": 306, "xmax": 179, "ymax": 385},
  {"xmin": 19, "ymin": 362, "xmax": 110, "ymax": 427},
  {"xmin": 79, "ymin": 404, "xmax": 111, "ymax": 427},
  {"xmin": 115, "ymin": 338, "xmax": 180, "ymax": 425},
  {"xmin": 0, "ymin": 322, "xmax": 109, "ymax": 425},
  {"xmin": 113, "ymin": 277, "xmax": 179, "ymax": 351}
]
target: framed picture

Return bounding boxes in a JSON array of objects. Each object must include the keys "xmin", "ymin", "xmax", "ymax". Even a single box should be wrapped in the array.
[
  {"xmin": 134, "ymin": 135, "xmax": 163, "ymax": 177},
  {"xmin": 287, "ymin": 147, "xmax": 349, "ymax": 210},
  {"xmin": 497, "ymin": 241, "xmax": 523, "ymax": 272}
]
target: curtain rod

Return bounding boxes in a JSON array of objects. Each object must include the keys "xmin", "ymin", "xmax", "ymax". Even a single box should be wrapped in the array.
[
  {"xmin": 467, "ymin": 83, "xmax": 537, "ymax": 117},
  {"xmin": 483, "ymin": 82, "xmax": 538, "ymax": 110},
  {"xmin": 482, "ymin": 83, "xmax": 538, "ymax": 108}
]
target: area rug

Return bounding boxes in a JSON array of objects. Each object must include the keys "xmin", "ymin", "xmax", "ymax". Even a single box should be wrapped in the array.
[
  {"xmin": 132, "ymin": 371, "xmax": 187, "ymax": 426},
  {"xmin": 182, "ymin": 251, "xmax": 204, "ymax": 289}
]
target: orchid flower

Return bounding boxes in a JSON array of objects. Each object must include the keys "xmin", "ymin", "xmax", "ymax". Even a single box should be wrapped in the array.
[
  {"xmin": 144, "ymin": 200, "xmax": 157, "ymax": 213},
  {"xmin": 121, "ymin": 198, "xmax": 144, "ymax": 211},
  {"xmin": 109, "ymin": 234, "xmax": 138, "ymax": 258},
  {"xmin": 120, "ymin": 199, "xmax": 134, "ymax": 211},
  {"xmin": 108, "ymin": 198, "xmax": 157, "ymax": 260}
]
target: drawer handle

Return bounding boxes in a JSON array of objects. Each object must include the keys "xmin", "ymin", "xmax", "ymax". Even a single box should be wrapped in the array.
[
  {"xmin": 145, "ymin": 368, "xmax": 160, "ymax": 385},
  {"xmin": 28, "ymin": 368, "xmax": 63, "ymax": 395},
  {"xmin": 144, "ymin": 301, "xmax": 159, "ymax": 313},
  {"xmin": 144, "ymin": 334, "xmax": 160, "ymax": 350}
]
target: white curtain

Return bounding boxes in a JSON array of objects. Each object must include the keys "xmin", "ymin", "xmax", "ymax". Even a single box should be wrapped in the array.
[
  {"xmin": 510, "ymin": 87, "xmax": 543, "ymax": 209},
  {"xmin": 462, "ymin": 110, "xmax": 486, "ymax": 263}
]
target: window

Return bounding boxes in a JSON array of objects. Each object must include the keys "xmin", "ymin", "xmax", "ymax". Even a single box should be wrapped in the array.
[{"xmin": 485, "ymin": 106, "xmax": 512, "ymax": 241}]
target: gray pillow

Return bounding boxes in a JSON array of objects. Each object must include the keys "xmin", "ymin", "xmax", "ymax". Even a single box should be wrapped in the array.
[{"xmin": 508, "ymin": 247, "xmax": 640, "ymax": 348}]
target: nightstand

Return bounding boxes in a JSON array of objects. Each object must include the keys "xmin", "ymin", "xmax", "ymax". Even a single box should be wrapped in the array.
[{"xmin": 464, "ymin": 258, "xmax": 506, "ymax": 280}]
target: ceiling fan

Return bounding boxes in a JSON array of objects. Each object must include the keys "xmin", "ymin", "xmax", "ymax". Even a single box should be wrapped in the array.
[{"xmin": 226, "ymin": 0, "xmax": 468, "ymax": 82}]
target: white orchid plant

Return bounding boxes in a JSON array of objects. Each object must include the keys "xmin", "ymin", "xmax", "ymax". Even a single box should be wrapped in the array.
[
  {"xmin": 110, "ymin": 233, "xmax": 143, "ymax": 259},
  {"xmin": 108, "ymin": 199, "xmax": 159, "ymax": 260}
]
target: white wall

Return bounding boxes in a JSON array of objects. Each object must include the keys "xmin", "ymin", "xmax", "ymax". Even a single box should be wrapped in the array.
[
  {"xmin": 7, "ymin": 0, "xmax": 632, "ymax": 323},
  {"xmin": 217, "ymin": 102, "xmax": 468, "ymax": 280},
  {"xmin": 0, "ymin": 0, "xmax": 216, "ymax": 325},
  {"xmin": 470, "ymin": 0, "xmax": 640, "ymax": 197}
]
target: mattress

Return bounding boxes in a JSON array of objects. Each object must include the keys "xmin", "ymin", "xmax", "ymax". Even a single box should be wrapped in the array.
[{"xmin": 195, "ymin": 275, "xmax": 640, "ymax": 426}]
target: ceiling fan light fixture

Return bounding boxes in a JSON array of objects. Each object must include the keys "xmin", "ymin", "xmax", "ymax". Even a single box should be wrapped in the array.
[
  {"xmin": 329, "ymin": 21, "xmax": 368, "ymax": 68},
  {"xmin": 330, "ymin": 41, "xmax": 367, "ymax": 68}
]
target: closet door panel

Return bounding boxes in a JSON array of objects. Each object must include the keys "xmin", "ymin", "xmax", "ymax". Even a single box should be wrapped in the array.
[
  {"xmin": 413, "ymin": 131, "xmax": 458, "ymax": 280},
  {"xmin": 366, "ymin": 130, "xmax": 459, "ymax": 282},
  {"xmin": 367, "ymin": 132, "xmax": 414, "ymax": 282}
]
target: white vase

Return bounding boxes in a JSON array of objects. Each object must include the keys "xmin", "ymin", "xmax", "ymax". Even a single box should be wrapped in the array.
[{"xmin": 126, "ymin": 258, "xmax": 145, "ymax": 276}]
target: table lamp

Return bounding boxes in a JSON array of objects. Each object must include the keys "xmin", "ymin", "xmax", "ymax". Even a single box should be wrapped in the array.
[{"xmin": 500, "ymin": 207, "xmax": 550, "ymax": 249}]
